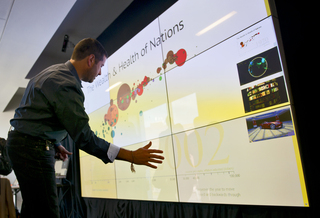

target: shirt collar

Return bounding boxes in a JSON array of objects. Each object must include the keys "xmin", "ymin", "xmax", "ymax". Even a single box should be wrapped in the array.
[{"xmin": 65, "ymin": 61, "xmax": 82, "ymax": 87}]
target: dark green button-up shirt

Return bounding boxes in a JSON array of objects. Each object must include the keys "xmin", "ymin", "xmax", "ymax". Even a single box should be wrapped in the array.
[{"xmin": 11, "ymin": 61, "xmax": 118, "ymax": 163}]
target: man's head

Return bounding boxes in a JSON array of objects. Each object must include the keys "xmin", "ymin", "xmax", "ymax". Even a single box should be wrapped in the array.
[
  {"xmin": 71, "ymin": 38, "xmax": 107, "ymax": 63},
  {"xmin": 70, "ymin": 38, "xmax": 108, "ymax": 83}
]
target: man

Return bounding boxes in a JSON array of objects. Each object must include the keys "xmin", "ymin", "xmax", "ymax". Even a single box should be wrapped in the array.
[{"xmin": 7, "ymin": 38, "xmax": 164, "ymax": 218}]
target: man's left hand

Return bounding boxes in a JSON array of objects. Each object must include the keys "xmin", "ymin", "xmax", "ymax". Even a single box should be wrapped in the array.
[{"xmin": 55, "ymin": 145, "xmax": 73, "ymax": 161}]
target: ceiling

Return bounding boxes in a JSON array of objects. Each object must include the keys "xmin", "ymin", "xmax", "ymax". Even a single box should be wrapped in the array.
[{"xmin": 0, "ymin": 0, "xmax": 132, "ymax": 134}]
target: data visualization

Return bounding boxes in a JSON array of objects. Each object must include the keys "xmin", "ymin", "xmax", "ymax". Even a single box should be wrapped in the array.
[{"xmin": 79, "ymin": 0, "xmax": 308, "ymax": 207}]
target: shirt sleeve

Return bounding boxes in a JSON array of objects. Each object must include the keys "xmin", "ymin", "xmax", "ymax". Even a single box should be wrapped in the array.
[
  {"xmin": 42, "ymin": 72, "xmax": 118, "ymax": 164},
  {"xmin": 108, "ymin": 143, "xmax": 120, "ymax": 162}
]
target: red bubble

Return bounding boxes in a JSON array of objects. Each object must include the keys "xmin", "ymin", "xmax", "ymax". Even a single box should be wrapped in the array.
[
  {"xmin": 175, "ymin": 49, "xmax": 187, "ymax": 66},
  {"xmin": 137, "ymin": 84, "xmax": 143, "ymax": 96}
]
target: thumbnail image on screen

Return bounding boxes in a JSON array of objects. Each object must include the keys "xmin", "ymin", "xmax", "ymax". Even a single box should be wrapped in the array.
[
  {"xmin": 246, "ymin": 107, "xmax": 294, "ymax": 142},
  {"xmin": 237, "ymin": 47, "xmax": 282, "ymax": 85},
  {"xmin": 79, "ymin": 0, "xmax": 308, "ymax": 207},
  {"xmin": 241, "ymin": 76, "xmax": 289, "ymax": 113}
]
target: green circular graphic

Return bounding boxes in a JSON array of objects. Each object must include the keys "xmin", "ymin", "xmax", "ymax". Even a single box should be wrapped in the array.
[{"xmin": 248, "ymin": 57, "xmax": 268, "ymax": 78}]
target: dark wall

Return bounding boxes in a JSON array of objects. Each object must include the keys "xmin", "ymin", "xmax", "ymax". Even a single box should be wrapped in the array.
[
  {"xmin": 274, "ymin": 0, "xmax": 318, "ymax": 216},
  {"xmin": 97, "ymin": 0, "xmax": 177, "ymax": 57}
]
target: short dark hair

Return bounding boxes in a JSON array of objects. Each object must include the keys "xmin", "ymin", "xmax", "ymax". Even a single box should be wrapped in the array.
[{"xmin": 71, "ymin": 38, "xmax": 108, "ymax": 62}]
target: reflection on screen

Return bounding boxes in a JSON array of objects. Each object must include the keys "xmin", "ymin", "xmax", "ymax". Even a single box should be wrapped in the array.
[{"xmin": 79, "ymin": 0, "xmax": 308, "ymax": 207}]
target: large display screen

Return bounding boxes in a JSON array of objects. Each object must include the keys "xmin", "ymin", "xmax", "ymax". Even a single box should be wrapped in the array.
[{"xmin": 79, "ymin": 0, "xmax": 309, "ymax": 206}]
